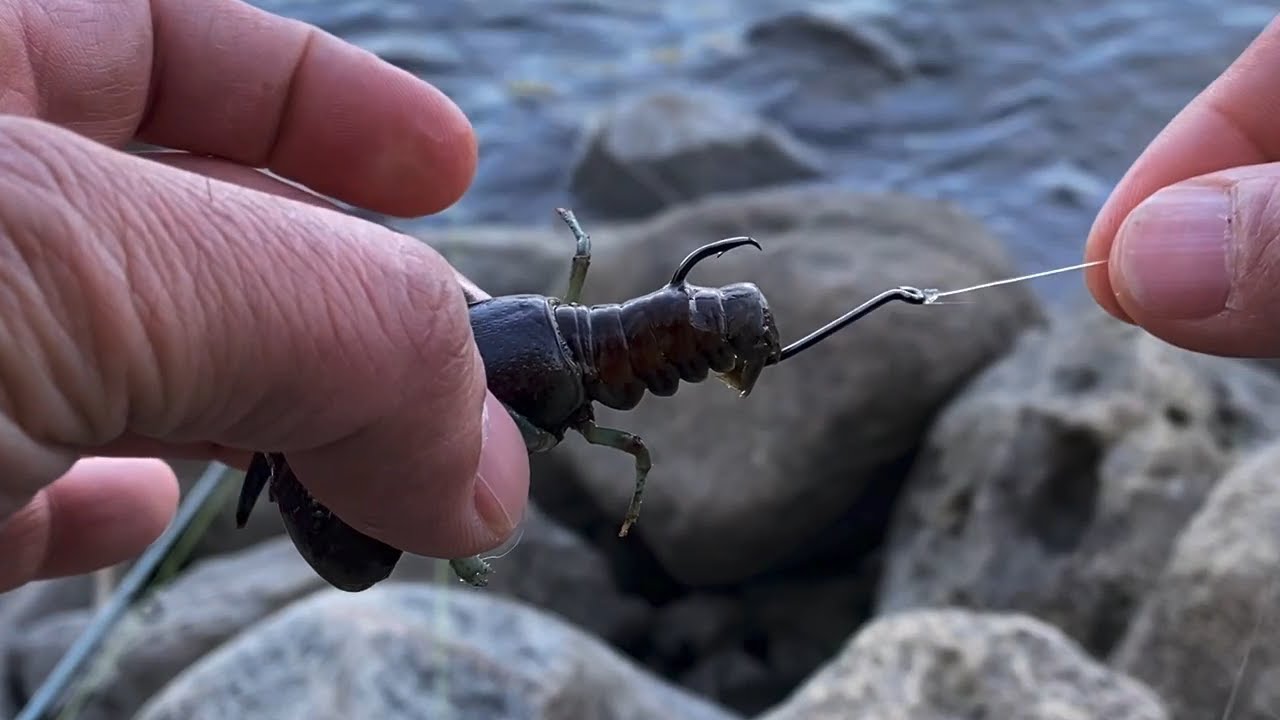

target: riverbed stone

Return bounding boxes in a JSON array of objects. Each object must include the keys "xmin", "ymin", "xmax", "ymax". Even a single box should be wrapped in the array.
[
  {"xmin": 133, "ymin": 583, "xmax": 740, "ymax": 720},
  {"xmin": 876, "ymin": 301, "xmax": 1280, "ymax": 657},
  {"xmin": 568, "ymin": 88, "xmax": 825, "ymax": 219},
  {"xmin": 1110, "ymin": 438, "xmax": 1280, "ymax": 720},
  {"xmin": 7, "ymin": 503, "xmax": 644, "ymax": 720},
  {"xmin": 759, "ymin": 608, "xmax": 1168, "ymax": 720},
  {"xmin": 552, "ymin": 186, "xmax": 1043, "ymax": 585}
]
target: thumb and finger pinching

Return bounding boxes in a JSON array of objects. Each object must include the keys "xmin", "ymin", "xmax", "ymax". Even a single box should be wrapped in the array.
[
  {"xmin": 1100, "ymin": 166, "xmax": 1280, "ymax": 357},
  {"xmin": 1086, "ymin": 17, "xmax": 1280, "ymax": 357},
  {"xmin": 0, "ymin": 115, "xmax": 529, "ymax": 590}
]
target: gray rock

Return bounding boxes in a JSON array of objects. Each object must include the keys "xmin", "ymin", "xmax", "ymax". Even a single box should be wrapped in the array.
[
  {"xmin": 0, "ymin": 577, "xmax": 95, "ymax": 717},
  {"xmin": 134, "ymin": 583, "xmax": 740, "ymax": 720},
  {"xmin": 556, "ymin": 186, "xmax": 1043, "ymax": 585},
  {"xmin": 568, "ymin": 88, "xmax": 824, "ymax": 219},
  {"xmin": 478, "ymin": 503, "xmax": 652, "ymax": 643},
  {"xmin": 414, "ymin": 223, "xmax": 581, "ymax": 299},
  {"xmin": 8, "ymin": 505, "xmax": 643, "ymax": 720},
  {"xmin": 659, "ymin": 575, "xmax": 876, "ymax": 715},
  {"xmin": 9, "ymin": 538, "xmax": 328, "ymax": 720},
  {"xmin": 759, "ymin": 608, "xmax": 1168, "ymax": 720},
  {"xmin": 876, "ymin": 301, "xmax": 1280, "ymax": 657},
  {"xmin": 1111, "ymin": 438, "xmax": 1280, "ymax": 720}
]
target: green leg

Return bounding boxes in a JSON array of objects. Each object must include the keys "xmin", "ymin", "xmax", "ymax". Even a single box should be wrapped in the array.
[
  {"xmin": 555, "ymin": 207, "xmax": 591, "ymax": 304},
  {"xmin": 576, "ymin": 420, "xmax": 652, "ymax": 537},
  {"xmin": 450, "ymin": 556, "xmax": 492, "ymax": 587},
  {"xmin": 503, "ymin": 401, "xmax": 560, "ymax": 453},
  {"xmin": 447, "ymin": 406, "xmax": 559, "ymax": 587}
]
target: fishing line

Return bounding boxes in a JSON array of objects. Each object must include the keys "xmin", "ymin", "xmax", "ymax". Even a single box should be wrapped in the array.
[
  {"xmin": 776, "ymin": 258, "xmax": 1108, "ymax": 362},
  {"xmin": 922, "ymin": 259, "xmax": 1108, "ymax": 302}
]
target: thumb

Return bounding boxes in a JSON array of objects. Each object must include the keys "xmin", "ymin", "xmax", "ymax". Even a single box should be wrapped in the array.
[
  {"xmin": 1108, "ymin": 163, "xmax": 1280, "ymax": 356},
  {"xmin": 0, "ymin": 115, "xmax": 529, "ymax": 561}
]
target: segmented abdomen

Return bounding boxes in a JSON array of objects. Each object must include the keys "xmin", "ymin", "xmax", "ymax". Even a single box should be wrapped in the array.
[{"xmin": 553, "ymin": 284, "xmax": 741, "ymax": 410}]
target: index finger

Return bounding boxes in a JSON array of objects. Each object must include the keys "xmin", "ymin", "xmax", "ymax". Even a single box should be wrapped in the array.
[
  {"xmin": 1085, "ymin": 16, "xmax": 1280, "ymax": 320},
  {"xmin": 9, "ymin": 0, "xmax": 475, "ymax": 217}
]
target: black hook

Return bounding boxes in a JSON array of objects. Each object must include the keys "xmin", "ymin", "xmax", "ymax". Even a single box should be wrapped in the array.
[
  {"xmin": 668, "ymin": 236, "xmax": 762, "ymax": 286},
  {"xmin": 775, "ymin": 286, "xmax": 930, "ymax": 362}
]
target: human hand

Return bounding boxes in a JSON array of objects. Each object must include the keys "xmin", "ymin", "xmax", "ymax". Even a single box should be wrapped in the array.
[
  {"xmin": 1086, "ymin": 16, "xmax": 1280, "ymax": 357},
  {"xmin": 0, "ymin": 0, "xmax": 530, "ymax": 592}
]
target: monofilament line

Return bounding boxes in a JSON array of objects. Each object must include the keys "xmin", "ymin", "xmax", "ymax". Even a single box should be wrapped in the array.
[
  {"xmin": 925, "ymin": 259, "xmax": 1108, "ymax": 302},
  {"xmin": 774, "ymin": 258, "xmax": 1107, "ymax": 363}
]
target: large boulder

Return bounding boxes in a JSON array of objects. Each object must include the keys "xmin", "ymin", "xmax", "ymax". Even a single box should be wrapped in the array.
[
  {"xmin": 134, "ymin": 583, "xmax": 739, "ymax": 720},
  {"xmin": 1111, "ymin": 437, "xmax": 1280, "ymax": 720},
  {"xmin": 759, "ymin": 608, "xmax": 1168, "ymax": 720},
  {"xmin": 8, "ymin": 505, "xmax": 644, "ymax": 720},
  {"xmin": 551, "ymin": 186, "xmax": 1044, "ymax": 585},
  {"xmin": 568, "ymin": 88, "xmax": 825, "ymax": 219},
  {"xmin": 877, "ymin": 302, "xmax": 1280, "ymax": 656}
]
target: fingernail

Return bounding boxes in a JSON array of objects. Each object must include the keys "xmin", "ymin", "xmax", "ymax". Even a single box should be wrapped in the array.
[
  {"xmin": 1115, "ymin": 184, "xmax": 1232, "ymax": 319},
  {"xmin": 472, "ymin": 394, "xmax": 527, "ymax": 538}
]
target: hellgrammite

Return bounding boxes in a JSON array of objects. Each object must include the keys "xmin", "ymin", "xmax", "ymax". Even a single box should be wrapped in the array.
[{"xmin": 235, "ymin": 208, "xmax": 929, "ymax": 591}]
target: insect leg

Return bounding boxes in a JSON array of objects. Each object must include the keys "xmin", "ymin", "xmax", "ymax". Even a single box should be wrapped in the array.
[
  {"xmin": 555, "ymin": 207, "xmax": 591, "ymax": 304},
  {"xmin": 503, "ymin": 401, "xmax": 561, "ymax": 453},
  {"xmin": 444, "ymin": 405, "xmax": 560, "ymax": 588},
  {"xmin": 574, "ymin": 420, "xmax": 652, "ymax": 537},
  {"xmin": 267, "ymin": 454, "xmax": 404, "ymax": 592},
  {"xmin": 235, "ymin": 451, "xmax": 273, "ymax": 528},
  {"xmin": 449, "ymin": 556, "xmax": 493, "ymax": 587}
]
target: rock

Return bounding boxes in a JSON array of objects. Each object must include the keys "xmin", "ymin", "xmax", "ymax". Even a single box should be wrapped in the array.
[
  {"xmin": 554, "ymin": 186, "xmax": 1043, "ymax": 585},
  {"xmin": 567, "ymin": 88, "xmax": 824, "ymax": 219},
  {"xmin": 876, "ymin": 301, "xmax": 1280, "ymax": 657},
  {"xmin": 414, "ymin": 223, "xmax": 582, "ymax": 299},
  {"xmin": 134, "ymin": 583, "xmax": 740, "ymax": 720},
  {"xmin": 1111, "ymin": 438, "xmax": 1280, "ymax": 720},
  {"xmin": 760, "ymin": 608, "xmax": 1168, "ymax": 720},
  {"xmin": 8, "ymin": 504, "xmax": 643, "ymax": 720},
  {"xmin": 479, "ymin": 503, "xmax": 652, "ymax": 643},
  {"xmin": 658, "ymin": 575, "xmax": 876, "ymax": 715},
  {"xmin": 0, "ymin": 577, "xmax": 96, "ymax": 717},
  {"xmin": 9, "ymin": 538, "xmax": 329, "ymax": 720}
]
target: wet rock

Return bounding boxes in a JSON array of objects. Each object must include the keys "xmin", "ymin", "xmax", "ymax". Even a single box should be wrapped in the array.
[
  {"xmin": 746, "ymin": 11, "xmax": 916, "ymax": 83},
  {"xmin": 1111, "ymin": 438, "xmax": 1280, "ymax": 720},
  {"xmin": 134, "ymin": 584, "xmax": 741, "ymax": 720},
  {"xmin": 759, "ymin": 608, "xmax": 1168, "ymax": 720},
  {"xmin": 8, "ymin": 505, "xmax": 643, "ymax": 720},
  {"xmin": 699, "ymin": 6, "xmax": 942, "ymax": 143},
  {"xmin": 556, "ymin": 186, "xmax": 1042, "ymax": 585},
  {"xmin": 568, "ymin": 88, "xmax": 824, "ymax": 220},
  {"xmin": 877, "ymin": 301, "xmax": 1280, "ymax": 657}
]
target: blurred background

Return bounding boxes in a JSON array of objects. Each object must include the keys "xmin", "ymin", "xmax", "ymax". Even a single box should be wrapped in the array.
[{"xmin": 6, "ymin": 2, "xmax": 1280, "ymax": 720}]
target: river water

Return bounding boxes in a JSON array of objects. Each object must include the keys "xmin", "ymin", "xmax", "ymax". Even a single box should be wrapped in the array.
[{"xmin": 250, "ymin": 0, "xmax": 1277, "ymax": 303}]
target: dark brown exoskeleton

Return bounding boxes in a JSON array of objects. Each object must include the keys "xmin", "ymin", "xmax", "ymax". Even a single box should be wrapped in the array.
[{"xmin": 235, "ymin": 209, "xmax": 929, "ymax": 591}]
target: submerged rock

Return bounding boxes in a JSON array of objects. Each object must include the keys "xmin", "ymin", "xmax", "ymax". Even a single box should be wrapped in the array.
[{"xmin": 568, "ymin": 88, "xmax": 824, "ymax": 219}]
